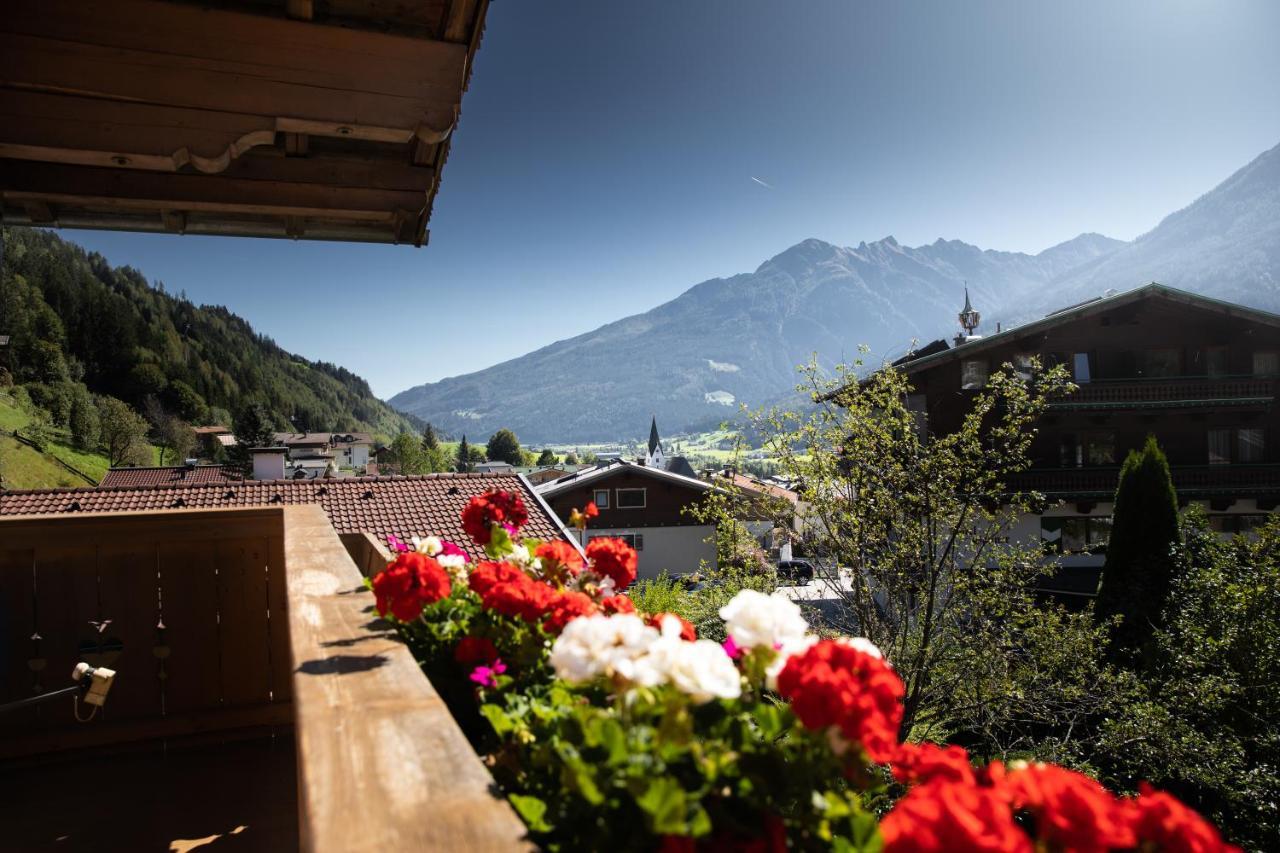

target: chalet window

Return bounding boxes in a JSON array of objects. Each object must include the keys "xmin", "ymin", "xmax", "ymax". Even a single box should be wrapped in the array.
[
  {"xmin": 1205, "ymin": 346, "xmax": 1229, "ymax": 377},
  {"xmin": 593, "ymin": 489, "xmax": 610, "ymax": 509},
  {"xmin": 590, "ymin": 532, "xmax": 643, "ymax": 550},
  {"xmin": 1059, "ymin": 433, "xmax": 1083, "ymax": 468},
  {"xmin": 960, "ymin": 359, "xmax": 988, "ymax": 390},
  {"xmin": 1072, "ymin": 352, "xmax": 1092, "ymax": 384},
  {"xmin": 1086, "ymin": 432, "xmax": 1116, "ymax": 466},
  {"xmin": 1239, "ymin": 428, "xmax": 1265, "ymax": 463},
  {"xmin": 616, "ymin": 488, "xmax": 646, "ymax": 509},
  {"xmin": 1042, "ymin": 516, "xmax": 1111, "ymax": 554},
  {"xmin": 1208, "ymin": 429, "xmax": 1232, "ymax": 465},
  {"xmin": 1253, "ymin": 351, "xmax": 1279, "ymax": 376},
  {"xmin": 1143, "ymin": 348, "xmax": 1180, "ymax": 378}
]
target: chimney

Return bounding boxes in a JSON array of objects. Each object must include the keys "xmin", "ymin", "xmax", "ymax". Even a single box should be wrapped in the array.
[{"xmin": 251, "ymin": 446, "xmax": 287, "ymax": 481}]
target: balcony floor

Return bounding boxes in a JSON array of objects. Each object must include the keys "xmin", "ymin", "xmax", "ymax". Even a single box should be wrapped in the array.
[{"xmin": 0, "ymin": 732, "xmax": 297, "ymax": 852}]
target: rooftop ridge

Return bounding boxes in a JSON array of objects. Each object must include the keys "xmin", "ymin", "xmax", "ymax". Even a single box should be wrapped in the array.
[{"xmin": 3, "ymin": 471, "xmax": 528, "ymax": 499}]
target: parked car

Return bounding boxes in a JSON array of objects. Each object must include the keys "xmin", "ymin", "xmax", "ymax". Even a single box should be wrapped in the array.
[{"xmin": 777, "ymin": 559, "xmax": 815, "ymax": 585}]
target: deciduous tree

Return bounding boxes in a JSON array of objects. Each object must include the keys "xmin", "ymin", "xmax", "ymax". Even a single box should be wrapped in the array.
[
  {"xmin": 96, "ymin": 395, "xmax": 151, "ymax": 467},
  {"xmin": 486, "ymin": 428, "xmax": 523, "ymax": 465}
]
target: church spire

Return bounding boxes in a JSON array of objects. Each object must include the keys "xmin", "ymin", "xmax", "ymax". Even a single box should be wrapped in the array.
[
  {"xmin": 958, "ymin": 284, "xmax": 981, "ymax": 338},
  {"xmin": 648, "ymin": 416, "xmax": 661, "ymax": 456}
]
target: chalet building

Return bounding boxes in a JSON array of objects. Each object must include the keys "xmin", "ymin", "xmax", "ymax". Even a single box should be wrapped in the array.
[
  {"xmin": 887, "ymin": 283, "xmax": 1280, "ymax": 597},
  {"xmin": 538, "ymin": 459, "xmax": 717, "ymax": 579}
]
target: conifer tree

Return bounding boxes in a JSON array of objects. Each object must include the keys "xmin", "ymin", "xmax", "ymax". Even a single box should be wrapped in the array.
[
  {"xmin": 421, "ymin": 422, "xmax": 439, "ymax": 453},
  {"xmin": 456, "ymin": 435, "xmax": 473, "ymax": 473},
  {"xmin": 1095, "ymin": 435, "xmax": 1182, "ymax": 664}
]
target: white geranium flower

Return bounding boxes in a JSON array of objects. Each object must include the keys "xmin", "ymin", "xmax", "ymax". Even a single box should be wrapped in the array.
[
  {"xmin": 719, "ymin": 589, "xmax": 809, "ymax": 650},
  {"xmin": 764, "ymin": 633, "xmax": 820, "ymax": 691},
  {"xmin": 837, "ymin": 636, "xmax": 884, "ymax": 660},
  {"xmin": 549, "ymin": 614, "xmax": 660, "ymax": 685},
  {"xmin": 412, "ymin": 535, "xmax": 443, "ymax": 556},
  {"xmin": 508, "ymin": 544, "xmax": 533, "ymax": 566},
  {"xmin": 661, "ymin": 639, "xmax": 742, "ymax": 704}
]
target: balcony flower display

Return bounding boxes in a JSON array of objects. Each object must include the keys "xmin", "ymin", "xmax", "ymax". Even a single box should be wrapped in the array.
[{"xmin": 370, "ymin": 490, "xmax": 1239, "ymax": 852}]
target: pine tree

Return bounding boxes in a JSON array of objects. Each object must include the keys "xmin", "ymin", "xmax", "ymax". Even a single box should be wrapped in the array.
[
  {"xmin": 228, "ymin": 400, "xmax": 277, "ymax": 475},
  {"xmin": 456, "ymin": 435, "xmax": 472, "ymax": 473},
  {"xmin": 421, "ymin": 422, "xmax": 439, "ymax": 453},
  {"xmin": 1095, "ymin": 435, "xmax": 1182, "ymax": 665}
]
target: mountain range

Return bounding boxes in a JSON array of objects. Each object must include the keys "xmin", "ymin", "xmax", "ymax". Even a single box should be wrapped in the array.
[{"xmin": 393, "ymin": 140, "xmax": 1280, "ymax": 444}]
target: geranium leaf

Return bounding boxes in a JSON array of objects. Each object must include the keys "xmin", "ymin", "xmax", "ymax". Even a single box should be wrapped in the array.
[{"xmin": 508, "ymin": 794, "xmax": 552, "ymax": 833}]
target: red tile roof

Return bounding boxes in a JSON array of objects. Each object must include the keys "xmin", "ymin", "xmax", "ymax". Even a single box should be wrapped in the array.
[
  {"xmin": 99, "ymin": 465, "xmax": 243, "ymax": 488},
  {"xmin": 0, "ymin": 474, "xmax": 569, "ymax": 560}
]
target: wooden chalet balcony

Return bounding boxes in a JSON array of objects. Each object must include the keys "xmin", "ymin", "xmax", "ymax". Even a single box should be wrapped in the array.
[
  {"xmin": 1047, "ymin": 376, "xmax": 1276, "ymax": 410},
  {"xmin": 0, "ymin": 506, "xmax": 528, "ymax": 852},
  {"xmin": 1008, "ymin": 463, "xmax": 1280, "ymax": 499}
]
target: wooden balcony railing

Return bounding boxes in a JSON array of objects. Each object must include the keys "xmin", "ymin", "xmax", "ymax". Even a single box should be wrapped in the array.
[
  {"xmin": 1009, "ymin": 463, "xmax": 1280, "ymax": 497},
  {"xmin": 0, "ymin": 505, "xmax": 529, "ymax": 852},
  {"xmin": 1048, "ymin": 376, "xmax": 1275, "ymax": 409}
]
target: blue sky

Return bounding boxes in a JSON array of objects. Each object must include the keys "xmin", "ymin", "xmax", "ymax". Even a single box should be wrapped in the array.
[{"xmin": 59, "ymin": 0, "xmax": 1280, "ymax": 398}]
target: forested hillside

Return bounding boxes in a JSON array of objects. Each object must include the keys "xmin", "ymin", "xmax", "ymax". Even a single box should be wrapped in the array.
[{"xmin": 1, "ymin": 227, "xmax": 415, "ymax": 440}]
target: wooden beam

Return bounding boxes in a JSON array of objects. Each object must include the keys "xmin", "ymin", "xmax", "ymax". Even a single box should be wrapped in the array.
[
  {"xmin": 1, "ymin": 161, "xmax": 426, "ymax": 218},
  {"xmin": 442, "ymin": 0, "xmax": 481, "ymax": 43},
  {"xmin": 161, "ymin": 209, "xmax": 186, "ymax": 233},
  {"xmin": 286, "ymin": 0, "xmax": 315, "ymax": 21},
  {"xmin": 284, "ymin": 132, "xmax": 309, "ymax": 157},
  {"xmin": 283, "ymin": 506, "xmax": 531, "ymax": 852},
  {"xmin": 22, "ymin": 199, "xmax": 53, "ymax": 222}
]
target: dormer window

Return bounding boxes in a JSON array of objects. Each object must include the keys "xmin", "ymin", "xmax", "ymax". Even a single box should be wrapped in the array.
[{"xmin": 960, "ymin": 359, "xmax": 988, "ymax": 390}]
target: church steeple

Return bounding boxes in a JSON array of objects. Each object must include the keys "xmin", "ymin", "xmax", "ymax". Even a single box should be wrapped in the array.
[
  {"xmin": 645, "ymin": 416, "xmax": 665, "ymax": 468},
  {"xmin": 957, "ymin": 284, "xmax": 981, "ymax": 344}
]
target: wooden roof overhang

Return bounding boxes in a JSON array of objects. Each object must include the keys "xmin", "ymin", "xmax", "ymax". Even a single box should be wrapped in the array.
[{"xmin": 0, "ymin": 0, "xmax": 490, "ymax": 245}]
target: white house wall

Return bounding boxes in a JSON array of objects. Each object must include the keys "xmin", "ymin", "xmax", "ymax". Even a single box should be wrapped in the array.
[{"xmin": 577, "ymin": 525, "xmax": 718, "ymax": 580}]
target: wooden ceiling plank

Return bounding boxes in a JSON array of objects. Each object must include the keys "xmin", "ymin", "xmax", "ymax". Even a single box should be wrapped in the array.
[
  {"xmin": 1, "ymin": 35, "xmax": 458, "ymax": 134},
  {"xmin": 4, "ymin": 0, "xmax": 467, "ymax": 100},
  {"xmin": 5, "ymin": 190, "xmax": 396, "ymax": 224}
]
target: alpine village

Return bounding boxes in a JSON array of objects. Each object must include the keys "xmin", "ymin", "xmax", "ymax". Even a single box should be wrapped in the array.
[{"xmin": 0, "ymin": 2, "xmax": 1276, "ymax": 852}]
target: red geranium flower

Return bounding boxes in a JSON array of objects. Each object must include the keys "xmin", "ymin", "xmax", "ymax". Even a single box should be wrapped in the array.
[
  {"xmin": 535, "ymin": 540, "xmax": 585, "ymax": 573},
  {"xmin": 586, "ymin": 536, "xmax": 639, "ymax": 589},
  {"xmin": 1003, "ymin": 762, "xmax": 1134, "ymax": 853},
  {"xmin": 774, "ymin": 639, "xmax": 904, "ymax": 762},
  {"xmin": 881, "ymin": 779, "xmax": 1031, "ymax": 853},
  {"xmin": 371, "ymin": 552, "xmax": 451, "ymax": 622},
  {"xmin": 454, "ymin": 635, "xmax": 499, "ymax": 666},
  {"xmin": 468, "ymin": 561, "xmax": 556, "ymax": 622},
  {"xmin": 1126, "ymin": 783, "xmax": 1242, "ymax": 853},
  {"xmin": 600, "ymin": 594, "xmax": 637, "ymax": 615},
  {"xmin": 646, "ymin": 611, "xmax": 697, "ymax": 641},
  {"xmin": 892, "ymin": 742, "xmax": 976, "ymax": 787},
  {"xmin": 542, "ymin": 589, "xmax": 599, "ymax": 633},
  {"xmin": 461, "ymin": 490, "xmax": 529, "ymax": 545}
]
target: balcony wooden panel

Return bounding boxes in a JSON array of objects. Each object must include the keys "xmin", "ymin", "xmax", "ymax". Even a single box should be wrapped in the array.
[
  {"xmin": 1010, "ymin": 463, "xmax": 1280, "ymax": 498},
  {"xmin": 1048, "ymin": 377, "xmax": 1275, "ymax": 410},
  {"xmin": 0, "ymin": 505, "xmax": 528, "ymax": 851}
]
